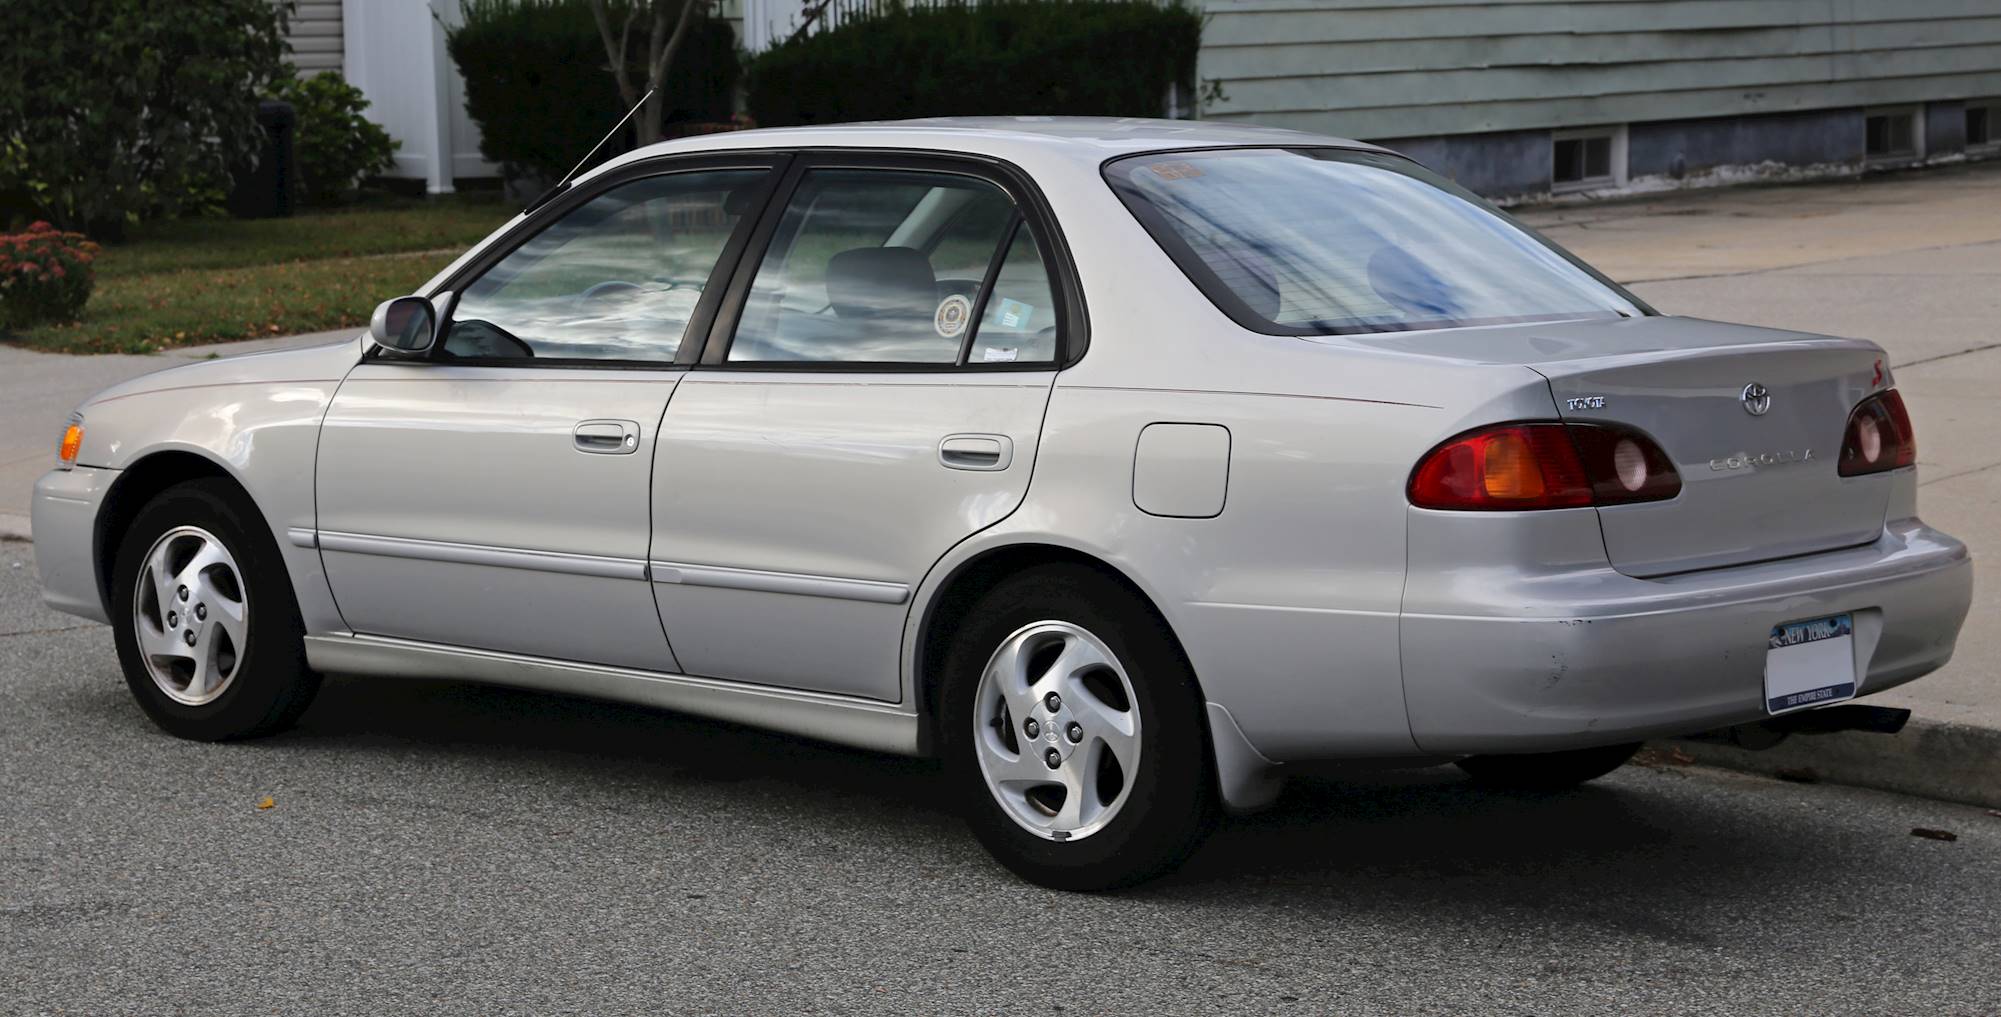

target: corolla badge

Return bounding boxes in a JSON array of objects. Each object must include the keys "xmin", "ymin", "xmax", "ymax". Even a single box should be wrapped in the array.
[
  {"xmin": 1711, "ymin": 448, "xmax": 1814, "ymax": 471},
  {"xmin": 1741, "ymin": 382, "xmax": 1772, "ymax": 416}
]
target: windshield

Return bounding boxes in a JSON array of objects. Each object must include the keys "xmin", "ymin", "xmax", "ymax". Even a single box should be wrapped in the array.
[{"xmin": 1104, "ymin": 148, "xmax": 1645, "ymax": 336}]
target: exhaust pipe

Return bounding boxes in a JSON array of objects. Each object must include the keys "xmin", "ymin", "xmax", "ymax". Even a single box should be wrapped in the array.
[{"xmin": 1685, "ymin": 705, "xmax": 1912, "ymax": 751}]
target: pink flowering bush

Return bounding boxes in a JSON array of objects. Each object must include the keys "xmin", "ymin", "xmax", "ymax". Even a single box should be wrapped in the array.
[{"xmin": 0, "ymin": 222, "xmax": 99, "ymax": 328}]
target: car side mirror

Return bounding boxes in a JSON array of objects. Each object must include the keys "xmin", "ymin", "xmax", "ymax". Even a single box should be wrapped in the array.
[{"xmin": 370, "ymin": 295, "xmax": 439, "ymax": 356}]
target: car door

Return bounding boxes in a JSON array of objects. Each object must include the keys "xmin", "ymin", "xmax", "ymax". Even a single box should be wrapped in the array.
[
  {"xmin": 315, "ymin": 158, "xmax": 781, "ymax": 670},
  {"xmin": 648, "ymin": 153, "xmax": 1082, "ymax": 700}
]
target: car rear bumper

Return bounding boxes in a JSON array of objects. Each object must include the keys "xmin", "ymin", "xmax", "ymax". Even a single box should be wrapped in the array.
[
  {"xmin": 31, "ymin": 466, "xmax": 113, "ymax": 625},
  {"xmin": 1400, "ymin": 516, "xmax": 1972, "ymax": 754}
]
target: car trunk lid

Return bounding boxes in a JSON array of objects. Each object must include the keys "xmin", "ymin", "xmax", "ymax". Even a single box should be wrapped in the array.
[{"xmin": 1326, "ymin": 316, "xmax": 1894, "ymax": 577}]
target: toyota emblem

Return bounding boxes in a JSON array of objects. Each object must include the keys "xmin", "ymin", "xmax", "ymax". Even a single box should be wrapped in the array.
[{"xmin": 1740, "ymin": 382, "xmax": 1772, "ymax": 416}]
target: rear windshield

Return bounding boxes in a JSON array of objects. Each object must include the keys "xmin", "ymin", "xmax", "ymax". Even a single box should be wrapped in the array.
[{"xmin": 1104, "ymin": 148, "xmax": 1645, "ymax": 336}]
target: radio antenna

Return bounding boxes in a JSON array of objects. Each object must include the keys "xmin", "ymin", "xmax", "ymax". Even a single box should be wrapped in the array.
[{"xmin": 524, "ymin": 87, "xmax": 656, "ymax": 214}]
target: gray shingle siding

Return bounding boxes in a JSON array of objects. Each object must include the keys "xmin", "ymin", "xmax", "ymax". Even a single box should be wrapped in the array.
[{"xmin": 1197, "ymin": 0, "xmax": 2001, "ymax": 195}]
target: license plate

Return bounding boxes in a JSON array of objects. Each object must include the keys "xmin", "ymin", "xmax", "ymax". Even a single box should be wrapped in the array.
[{"xmin": 1765, "ymin": 613, "xmax": 1856, "ymax": 715}]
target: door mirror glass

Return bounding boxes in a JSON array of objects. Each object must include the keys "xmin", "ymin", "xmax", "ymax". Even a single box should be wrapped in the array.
[{"xmin": 371, "ymin": 295, "xmax": 437, "ymax": 354}]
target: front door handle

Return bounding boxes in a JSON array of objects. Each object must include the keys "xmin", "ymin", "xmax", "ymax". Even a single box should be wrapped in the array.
[
  {"xmin": 939, "ymin": 433, "xmax": 1012, "ymax": 471},
  {"xmin": 574, "ymin": 419, "xmax": 640, "ymax": 455}
]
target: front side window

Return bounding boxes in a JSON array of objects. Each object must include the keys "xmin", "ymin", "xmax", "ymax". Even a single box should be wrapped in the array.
[
  {"xmin": 443, "ymin": 169, "xmax": 766, "ymax": 362},
  {"xmin": 1105, "ymin": 148, "xmax": 1644, "ymax": 336},
  {"xmin": 727, "ymin": 169, "xmax": 1057, "ymax": 364}
]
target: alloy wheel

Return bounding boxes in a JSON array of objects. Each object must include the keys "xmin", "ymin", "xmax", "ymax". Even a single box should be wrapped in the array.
[
  {"xmin": 132, "ymin": 525, "xmax": 250, "ymax": 706},
  {"xmin": 972, "ymin": 620, "xmax": 1141, "ymax": 841}
]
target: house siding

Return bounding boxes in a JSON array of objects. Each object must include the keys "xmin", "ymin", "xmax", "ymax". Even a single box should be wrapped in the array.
[
  {"xmin": 284, "ymin": 0, "xmax": 346, "ymax": 74},
  {"xmin": 1197, "ymin": 0, "xmax": 2001, "ymax": 195}
]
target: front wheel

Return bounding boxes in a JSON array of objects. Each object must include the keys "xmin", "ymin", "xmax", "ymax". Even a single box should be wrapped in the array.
[
  {"xmin": 109, "ymin": 479, "xmax": 321, "ymax": 741},
  {"xmin": 941, "ymin": 564, "xmax": 1217, "ymax": 891},
  {"xmin": 1455, "ymin": 742, "xmax": 1642, "ymax": 790}
]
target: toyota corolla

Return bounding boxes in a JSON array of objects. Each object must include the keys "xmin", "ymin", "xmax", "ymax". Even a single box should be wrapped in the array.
[{"xmin": 33, "ymin": 119, "xmax": 1973, "ymax": 889}]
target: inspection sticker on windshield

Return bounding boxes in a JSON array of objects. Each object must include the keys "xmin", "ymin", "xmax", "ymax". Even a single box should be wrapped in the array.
[{"xmin": 1765, "ymin": 613, "xmax": 1856, "ymax": 714}]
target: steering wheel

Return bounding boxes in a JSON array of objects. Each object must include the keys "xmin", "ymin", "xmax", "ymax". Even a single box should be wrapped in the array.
[{"xmin": 576, "ymin": 280, "xmax": 644, "ymax": 309}]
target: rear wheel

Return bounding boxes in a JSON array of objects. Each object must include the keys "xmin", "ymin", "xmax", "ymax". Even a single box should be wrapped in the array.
[
  {"xmin": 110, "ymin": 479, "xmax": 320, "ymax": 740},
  {"xmin": 1455, "ymin": 742, "xmax": 1641, "ymax": 790},
  {"xmin": 941, "ymin": 564, "xmax": 1216, "ymax": 891}
]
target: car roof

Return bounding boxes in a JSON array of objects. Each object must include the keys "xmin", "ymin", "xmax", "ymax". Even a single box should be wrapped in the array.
[{"xmin": 585, "ymin": 116, "xmax": 1388, "ymax": 182}]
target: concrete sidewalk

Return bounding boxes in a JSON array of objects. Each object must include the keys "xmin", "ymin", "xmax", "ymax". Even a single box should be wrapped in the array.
[
  {"xmin": 0, "ymin": 328, "xmax": 359, "ymax": 537},
  {"xmin": 3, "ymin": 163, "xmax": 1996, "ymax": 803}
]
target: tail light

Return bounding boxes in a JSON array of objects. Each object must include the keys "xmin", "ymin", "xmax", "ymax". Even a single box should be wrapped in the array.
[
  {"xmin": 1838, "ymin": 389, "xmax": 1916, "ymax": 477},
  {"xmin": 1408, "ymin": 422, "xmax": 1681, "ymax": 511}
]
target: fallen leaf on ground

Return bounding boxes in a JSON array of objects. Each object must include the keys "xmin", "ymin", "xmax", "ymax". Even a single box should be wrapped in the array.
[
  {"xmin": 1910, "ymin": 827, "xmax": 1957, "ymax": 842},
  {"xmin": 256, "ymin": 796, "xmax": 276, "ymax": 810}
]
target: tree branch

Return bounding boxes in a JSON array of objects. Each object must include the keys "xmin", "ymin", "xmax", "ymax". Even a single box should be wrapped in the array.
[{"xmin": 587, "ymin": 0, "xmax": 636, "ymax": 107}]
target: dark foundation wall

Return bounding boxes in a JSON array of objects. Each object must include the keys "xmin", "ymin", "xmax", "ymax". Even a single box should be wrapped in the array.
[
  {"xmin": 1927, "ymin": 101, "xmax": 1969, "ymax": 156},
  {"xmin": 1628, "ymin": 109, "xmax": 1864, "ymax": 180},
  {"xmin": 1374, "ymin": 130, "xmax": 1553, "ymax": 199},
  {"xmin": 1365, "ymin": 100, "xmax": 1995, "ymax": 201}
]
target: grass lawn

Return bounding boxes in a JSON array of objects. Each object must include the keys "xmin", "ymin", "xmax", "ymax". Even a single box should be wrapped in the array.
[{"xmin": 4, "ymin": 193, "xmax": 515, "ymax": 354}]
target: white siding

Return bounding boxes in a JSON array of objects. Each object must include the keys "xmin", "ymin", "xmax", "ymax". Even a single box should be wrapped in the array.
[{"xmin": 285, "ymin": 0, "xmax": 345, "ymax": 74}]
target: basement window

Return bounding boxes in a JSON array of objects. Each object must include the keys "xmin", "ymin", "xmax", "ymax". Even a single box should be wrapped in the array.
[
  {"xmin": 1864, "ymin": 107, "xmax": 1922, "ymax": 163},
  {"xmin": 1969, "ymin": 101, "xmax": 1997, "ymax": 152},
  {"xmin": 1552, "ymin": 126, "xmax": 1625, "ymax": 192}
]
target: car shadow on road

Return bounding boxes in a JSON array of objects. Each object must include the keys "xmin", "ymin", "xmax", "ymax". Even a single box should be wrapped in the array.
[{"xmin": 165, "ymin": 672, "xmax": 1894, "ymax": 934}]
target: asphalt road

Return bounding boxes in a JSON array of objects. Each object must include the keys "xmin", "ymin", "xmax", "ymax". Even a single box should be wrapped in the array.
[{"xmin": 3, "ymin": 540, "xmax": 1999, "ymax": 1016}]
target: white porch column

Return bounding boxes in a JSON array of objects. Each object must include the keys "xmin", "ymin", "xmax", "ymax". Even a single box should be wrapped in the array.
[{"xmin": 341, "ymin": 0, "xmax": 459, "ymax": 193}]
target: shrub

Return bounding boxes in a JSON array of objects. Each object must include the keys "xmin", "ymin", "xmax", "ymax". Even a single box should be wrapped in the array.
[
  {"xmin": 445, "ymin": 0, "xmax": 740, "ymax": 183},
  {"xmin": 0, "ymin": 222, "xmax": 100, "ymax": 328},
  {"xmin": 0, "ymin": 0, "xmax": 291, "ymax": 237},
  {"xmin": 745, "ymin": 0, "xmax": 1203, "ymax": 127},
  {"xmin": 267, "ymin": 71, "xmax": 400, "ymax": 205}
]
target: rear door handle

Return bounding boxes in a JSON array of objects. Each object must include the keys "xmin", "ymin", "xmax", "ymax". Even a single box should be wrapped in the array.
[
  {"xmin": 574, "ymin": 419, "xmax": 641, "ymax": 455},
  {"xmin": 939, "ymin": 433, "xmax": 1012, "ymax": 471}
]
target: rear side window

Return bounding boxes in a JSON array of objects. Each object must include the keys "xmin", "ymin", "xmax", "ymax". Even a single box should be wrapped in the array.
[
  {"xmin": 1105, "ymin": 148, "xmax": 1644, "ymax": 336},
  {"xmin": 726, "ymin": 168, "xmax": 1058, "ymax": 365}
]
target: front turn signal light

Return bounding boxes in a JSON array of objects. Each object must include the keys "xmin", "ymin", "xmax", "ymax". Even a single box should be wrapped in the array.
[{"xmin": 56, "ymin": 417, "xmax": 83, "ymax": 470}]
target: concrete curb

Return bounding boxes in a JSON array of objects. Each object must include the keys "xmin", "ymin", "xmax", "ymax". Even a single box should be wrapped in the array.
[
  {"xmin": 0, "ymin": 512, "xmax": 29, "ymax": 543},
  {"xmin": 1666, "ymin": 716, "xmax": 2001, "ymax": 810}
]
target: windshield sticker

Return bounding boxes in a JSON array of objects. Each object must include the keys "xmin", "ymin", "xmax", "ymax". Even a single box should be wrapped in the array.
[
  {"xmin": 934, "ymin": 294, "xmax": 973, "ymax": 338},
  {"xmin": 1148, "ymin": 161, "xmax": 1204, "ymax": 180},
  {"xmin": 995, "ymin": 297, "xmax": 1035, "ymax": 330},
  {"xmin": 981, "ymin": 346, "xmax": 1019, "ymax": 363}
]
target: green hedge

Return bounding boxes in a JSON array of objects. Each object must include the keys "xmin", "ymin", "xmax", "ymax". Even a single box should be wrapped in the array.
[
  {"xmin": 0, "ymin": 0, "xmax": 290, "ymax": 236},
  {"xmin": 446, "ymin": 0, "xmax": 740, "ymax": 182},
  {"xmin": 745, "ymin": 0, "xmax": 1202, "ymax": 127}
]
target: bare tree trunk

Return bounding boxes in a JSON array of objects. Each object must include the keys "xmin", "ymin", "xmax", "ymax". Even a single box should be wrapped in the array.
[
  {"xmin": 639, "ymin": 0, "xmax": 708, "ymax": 146},
  {"xmin": 588, "ymin": 0, "xmax": 710, "ymax": 149},
  {"xmin": 587, "ymin": 0, "xmax": 641, "ymax": 107}
]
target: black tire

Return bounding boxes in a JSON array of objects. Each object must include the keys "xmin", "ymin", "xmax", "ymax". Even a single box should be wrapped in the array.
[
  {"xmin": 1455, "ymin": 742, "xmax": 1642, "ymax": 790},
  {"xmin": 109, "ymin": 478, "xmax": 321, "ymax": 740},
  {"xmin": 941, "ymin": 564, "xmax": 1217, "ymax": 891}
]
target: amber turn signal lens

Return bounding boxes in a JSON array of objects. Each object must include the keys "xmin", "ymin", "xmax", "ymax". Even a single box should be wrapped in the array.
[{"xmin": 57, "ymin": 422, "xmax": 83, "ymax": 468}]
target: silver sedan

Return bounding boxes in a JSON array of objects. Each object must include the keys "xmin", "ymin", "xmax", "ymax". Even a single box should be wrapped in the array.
[{"xmin": 32, "ymin": 119, "xmax": 1973, "ymax": 889}]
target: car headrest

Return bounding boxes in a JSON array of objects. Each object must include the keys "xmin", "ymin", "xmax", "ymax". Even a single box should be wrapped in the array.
[
  {"xmin": 723, "ymin": 183, "xmax": 761, "ymax": 218},
  {"xmin": 1201, "ymin": 241, "xmax": 1281, "ymax": 320},
  {"xmin": 826, "ymin": 246, "xmax": 938, "ymax": 320}
]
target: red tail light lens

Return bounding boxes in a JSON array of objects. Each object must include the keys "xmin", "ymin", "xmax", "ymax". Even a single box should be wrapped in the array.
[
  {"xmin": 1408, "ymin": 422, "xmax": 1681, "ymax": 511},
  {"xmin": 1838, "ymin": 389, "xmax": 1916, "ymax": 476}
]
